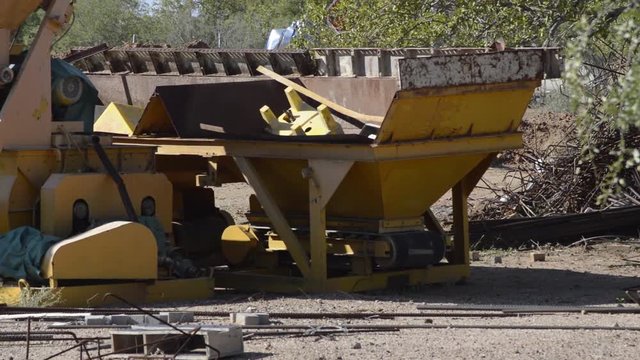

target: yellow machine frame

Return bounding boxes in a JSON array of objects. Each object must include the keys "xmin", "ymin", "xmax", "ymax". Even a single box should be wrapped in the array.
[{"xmin": 116, "ymin": 75, "xmax": 536, "ymax": 293}]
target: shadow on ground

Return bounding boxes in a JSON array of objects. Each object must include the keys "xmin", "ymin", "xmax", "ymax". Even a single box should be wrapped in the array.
[{"xmin": 176, "ymin": 266, "xmax": 640, "ymax": 308}]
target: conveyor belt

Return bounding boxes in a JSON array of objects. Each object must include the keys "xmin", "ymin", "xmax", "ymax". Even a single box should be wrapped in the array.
[{"xmin": 65, "ymin": 46, "xmax": 516, "ymax": 77}]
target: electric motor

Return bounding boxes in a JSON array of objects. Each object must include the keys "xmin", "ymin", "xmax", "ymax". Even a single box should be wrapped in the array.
[
  {"xmin": 52, "ymin": 75, "xmax": 83, "ymax": 106},
  {"xmin": 374, "ymin": 230, "xmax": 445, "ymax": 270}
]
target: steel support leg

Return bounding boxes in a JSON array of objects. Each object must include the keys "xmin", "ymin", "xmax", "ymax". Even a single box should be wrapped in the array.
[
  {"xmin": 233, "ymin": 156, "xmax": 311, "ymax": 278},
  {"xmin": 451, "ymin": 180, "xmax": 470, "ymax": 266},
  {"xmin": 305, "ymin": 159, "xmax": 353, "ymax": 291},
  {"xmin": 309, "ymin": 182, "xmax": 327, "ymax": 286}
]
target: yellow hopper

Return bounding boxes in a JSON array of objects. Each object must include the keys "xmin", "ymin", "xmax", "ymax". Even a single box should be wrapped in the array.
[{"xmin": 118, "ymin": 49, "xmax": 559, "ymax": 292}]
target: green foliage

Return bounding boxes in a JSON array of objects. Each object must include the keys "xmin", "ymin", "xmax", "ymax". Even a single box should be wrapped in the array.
[
  {"xmin": 294, "ymin": 0, "xmax": 592, "ymax": 48},
  {"xmin": 48, "ymin": 0, "xmax": 303, "ymax": 51},
  {"xmin": 564, "ymin": 0, "xmax": 640, "ymax": 203},
  {"xmin": 215, "ymin": 0, "xmax": 304, "ymax": 48},
  {"xmin": 54, "ymin": 0, "xmax": 155, "ymax": 50}
]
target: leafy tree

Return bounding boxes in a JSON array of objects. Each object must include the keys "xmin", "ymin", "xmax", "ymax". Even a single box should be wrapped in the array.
[
  {"xmin": 564, "ymin": 0, "xmax": 640, "ymax": 202},
  {"xmin": 201, "ymin": 0, "xmax": 304, "ymax": 48},
  {"xmin": 15, "ymin": 0, "xmax": 303, "ymax": 51},
  {"xmin": 54, "ymin": 0, "xmax": 154, "ymax": 50},
  {"xmin": 295, "ymin": 0, "xmax": 592, "ymax": 48}
]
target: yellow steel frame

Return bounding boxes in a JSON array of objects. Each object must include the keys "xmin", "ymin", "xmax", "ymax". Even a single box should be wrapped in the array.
[
  {"xmin": 115, "ymin": 134, "xmax": 514, "ymax": 293},
  {"xmin": 113, "ymin": 79, "xmax": 535, "ymax": 293},
  {"xmin": 116, "ymin": 132, "xmax": 522, "ymax": 161},
  {"xmin": 228, "ymin": 153, "xmax": 491, "ymax": 292},
  {"xmin": 214, "ymin": 265, "xmax": 469, "ymax": 293}
]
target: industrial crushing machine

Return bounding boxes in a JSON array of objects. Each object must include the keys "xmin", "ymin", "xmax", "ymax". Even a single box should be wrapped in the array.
[
  {"xmin": 0, "ymin": 1, "xmax": 562, "ymax": 305},
  {"xmin": 110, "ymin": 47, "xmax": 561, "ymax": 293}
]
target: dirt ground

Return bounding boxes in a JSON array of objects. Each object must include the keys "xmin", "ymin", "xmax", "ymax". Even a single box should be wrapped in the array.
[
  {"xmin": 2, "ymin": 110, "xmax": 640, "ymax": 359},
  {"xmin": 1, "ymin": 242, "xmax": 639, "ymax": 359}
]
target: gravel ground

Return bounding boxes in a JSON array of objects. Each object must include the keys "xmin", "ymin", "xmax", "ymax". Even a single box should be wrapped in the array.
[{"xmin": 1, "ymin": 242, "xmax": 639, "ymax": 359}]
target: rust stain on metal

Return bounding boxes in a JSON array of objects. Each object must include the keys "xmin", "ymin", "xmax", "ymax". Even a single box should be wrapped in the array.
[{"xmin": 399, "ymin": 50, "xmax": 548, "ymax": 90}]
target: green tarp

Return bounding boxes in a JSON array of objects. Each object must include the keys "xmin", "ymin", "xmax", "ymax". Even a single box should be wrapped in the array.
[
  {"xmin": 0, "ymin": 227, "xmax": 60, "ymax": 283},
  {"xmin": 0, "ymin": 218, "xmax": 167, "ymax": 283}
]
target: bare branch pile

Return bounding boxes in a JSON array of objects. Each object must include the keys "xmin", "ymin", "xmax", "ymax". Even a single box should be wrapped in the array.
[{"xmin": 477, "ymin": 116, "xmax": 640, "ymax": 220}]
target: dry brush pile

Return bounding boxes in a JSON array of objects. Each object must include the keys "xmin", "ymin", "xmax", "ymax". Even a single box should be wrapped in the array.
[{"xmin": 476, "ymin": 114, "xmax": 640, "ymax": 220}]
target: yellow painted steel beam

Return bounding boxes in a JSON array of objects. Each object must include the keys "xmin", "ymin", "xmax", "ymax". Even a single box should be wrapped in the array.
[
  {"xmin": 213, "ymin": 265, "xmax": 469, "ymax": 293},
  {"xmin": 305, "ymin": 160, "xmax": 353, "ymax": 290},
  {"xmin": 268, "ymin": 237, "xmax": 391, "ymax": 257},
  {"xmin": 463, "ymin": 153, "xmax": 497, "ymax": 197},
  {"xmin": 115, "ymin": 132, "xmax": 523, "ymax": 162},
  {"xmin": 233, "ymin": 156, "xmax": 311, "ymax": 278}
]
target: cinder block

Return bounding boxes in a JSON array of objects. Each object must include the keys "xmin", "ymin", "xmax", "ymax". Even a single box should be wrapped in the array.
[
  {"xmin": 144, "ymin": 314, "xmax": 169, "ymax": 325},
  {"xmin": 530, "ymin": 253, "xmax": 546, "ymax": 262},
  {"xmin": 118, "ymin": 325, "xmax": 244, "ymax": 359},
  {"xmin": 110, "ymin": 314, "xmax": 170, "ymax": 325},
  {"xmin": 128, "ymin": 315, "xmax": 148, "ymax": 325},
  {"xmin": 85, "ymin": 315, "xmax": 111, "ymax": 325},
  {"xmin": 471, "ymin": 251, "xmax": 480, "ymax": 261},
  {"xmin": 160, "ymin": 311, "xmax": 194, "ymax": 323},
  {"xmin": 233, "ymin": 312, "xmax": 269, "ymax": 326},
  {"xmin": 204, "ymin": 325, "xmax": 244, "ymax": 358},
  {"xmin": 111, "ymin": 314, "xmax": 135, "ymax": 325},
  {"xmin": 256, "ymin": 313, "xmax": 269, "ymax": 324}
]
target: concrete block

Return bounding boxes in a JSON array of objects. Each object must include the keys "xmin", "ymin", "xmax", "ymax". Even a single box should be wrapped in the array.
[
  {"xmin": 471, "ymin": 251, "xmax": 480, "ymax": 261},
  {"xmin": 111, "ymin": 314, "xmax": 135, "ymax": 325},
  {"xmin": 160, "ymin": 311, "xmax": 194, "ymax": 323},
  {"xmin": 144, "ymin": 314, "xmax": 169, "ymax": 325},
  {"xmin": 117, "ymin": 325, "xmax": 244, "ymax": 359},
  {"xmin": 85, "ymin": 315, "xmax": 111, "ymax": 325},
  {"xmin": 233, "ymin": 312, "xmax": 269, "ymax": 326},
  {"xmin": 205, "ymin": 325, "xmax": 244, "ymax": 358},
  {"xmin": 530, "ymin": 253, "xmax": 546, "ymax": 262},
  {"xmin": 128, "ymin": 315, "xmax": 147, "ymax": 325},
  {"xmin": 107, "ymin": 314, "xmax": 172, "ymax": 326}
]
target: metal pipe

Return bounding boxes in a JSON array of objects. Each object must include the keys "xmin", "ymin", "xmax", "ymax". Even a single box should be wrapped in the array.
[
  {"xmin": 197, "ymin": 311, "xmax": 525, "ymax": 319},
  {"xmin": 91, "ymin": 136, "xmax": 138, "ymax": 222},
  {"xmin": 3, "ymin": 307, "xmax": 525, "ymax": 319},
  {"xmin": 244, "ymin": 328, "xmax": 399, "ymax": 338},
  {"xmin": 416, "ymin": 304, "xmax": 640, "ymax": 314},
  {"xmin": 242, "ymin": 324, "xmax": 640, "ymax": 331},
  {"xmin": 25, "ymin": 317, "xmax": 30, "ymax": 360}
]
